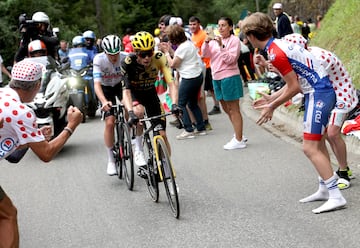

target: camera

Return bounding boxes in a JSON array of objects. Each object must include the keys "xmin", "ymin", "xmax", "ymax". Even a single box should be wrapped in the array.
[{"xmin": 18, "ymin": 13, "xmax": 38, "ymax": 38}]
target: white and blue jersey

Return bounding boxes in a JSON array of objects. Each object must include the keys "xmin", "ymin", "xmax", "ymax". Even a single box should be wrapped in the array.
[{"xmin": 265, "ymin": 38, "xmax": 335, "ymax": 140}]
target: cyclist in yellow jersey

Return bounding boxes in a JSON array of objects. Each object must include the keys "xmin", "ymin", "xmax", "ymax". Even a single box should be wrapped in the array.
[{"xmin": 121, "ymin": 31, "xmax": 179, "ymax": 176}]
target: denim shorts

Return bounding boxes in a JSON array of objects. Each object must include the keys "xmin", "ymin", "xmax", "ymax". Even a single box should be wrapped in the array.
[{"xmin": 212, "ymin": 74, "xmax": 243, "ymax": 101}]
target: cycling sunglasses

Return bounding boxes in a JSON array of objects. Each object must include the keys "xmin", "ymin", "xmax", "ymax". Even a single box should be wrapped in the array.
[{"xmin": 137, "ymin": 50, "xmax": 154, "ymax": 58}]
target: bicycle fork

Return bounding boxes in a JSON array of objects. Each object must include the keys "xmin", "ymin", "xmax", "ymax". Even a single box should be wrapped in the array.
[{"xmin": 153, "ymin": 136, "xmax": 176, "ymax": 181}]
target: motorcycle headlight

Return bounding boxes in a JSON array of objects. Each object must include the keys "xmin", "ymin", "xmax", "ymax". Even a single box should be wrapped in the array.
[{"xmin": 68, "ymin": 77, "xmax": 79, "ymax": 87}]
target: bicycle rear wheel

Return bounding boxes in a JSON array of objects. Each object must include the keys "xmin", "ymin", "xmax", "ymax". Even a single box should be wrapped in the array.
[
  {"xmin": 120, "ymin": 122, "xmax": 134, "ymax": 190},
  {"xmin": 143, "ymin": 136, "xmax": 159, "ymax": 202},
  {"xmin": 157, "ymin": 138, "xmax": 180, "ymax": 218}
]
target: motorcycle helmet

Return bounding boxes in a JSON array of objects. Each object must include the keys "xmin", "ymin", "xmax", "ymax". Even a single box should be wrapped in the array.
[
  {"xmin": 283, "ymin": 33, "xmax": 307, "ymax": 49},
  {"xmin": 28, "ymin": 40, "xmax": 47, "ymax": 57},
  {"xmin": 83, "ymin": 30, "xmax": 96, "ymax": 40},
  {"xmin": 72, "ymin": 35, "xmax": 85, "ymax": 47},
  {"xmin": 32, "ymin": 11, "xmax": 50, "ymax": 25},
  {"xmin": 131, "ymin": 31, "xmax": 155, "ymax": 51},
  {"xmin": 101, "ymin": 35, "xmax": 121, "ymax": 55}
]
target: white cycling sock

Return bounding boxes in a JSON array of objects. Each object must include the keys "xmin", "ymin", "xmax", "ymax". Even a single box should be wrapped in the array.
[
  {"xmin": 135, "ymin": 136, "xmax": 143, "ymax": 152},
  {"xmin": 312, "ymin": 174, "xmax": 346, "ymax": 214},
  {"xmin": 299, "ymin": 176, "xmax": 328, "ymax": 203},
  {"xmin": 108, "ymin": 147, "xmax": 115, "ymax": 163}
]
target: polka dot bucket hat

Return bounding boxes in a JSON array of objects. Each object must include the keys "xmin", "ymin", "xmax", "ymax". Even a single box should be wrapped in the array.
[{"xmin": 12, "ymin": 60, "xmax": 43, "ymax": 82}]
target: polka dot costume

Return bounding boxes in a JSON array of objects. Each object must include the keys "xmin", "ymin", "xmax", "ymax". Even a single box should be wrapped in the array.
[
  {"xmin": 0, "ymin": 88, "xmax": 44, "ymax": 160},
  {"xmin": 308, "ymin": 46, "xmax": 358, "ymax": 113}
]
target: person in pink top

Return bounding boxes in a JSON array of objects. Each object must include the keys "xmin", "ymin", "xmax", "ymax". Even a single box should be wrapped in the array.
[
  {"xmin": 202, "ymin": 17, "xmax": 246, "ymax": 150},
  {"xmin": 284, "ymin": 33, "xmax": 358, "ymax": 190}
]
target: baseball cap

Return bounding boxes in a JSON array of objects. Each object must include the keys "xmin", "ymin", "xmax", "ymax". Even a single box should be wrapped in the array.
[
  {"xmin": 12, "ymin": 60, "xmax": 43, "ymax": 82},
  {"xmin": 273, "ymin": 3, "xmax": 283, "ymax": 9}
]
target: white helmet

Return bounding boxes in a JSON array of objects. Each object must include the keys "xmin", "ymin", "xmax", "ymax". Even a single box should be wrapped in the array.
[
  {"xmin": 102, "ymin": 35, "xmax": 121, "ymax": 55},
  {"xmin": 32, "ymin": 11, "xmax": 50, "ymax": 24}
]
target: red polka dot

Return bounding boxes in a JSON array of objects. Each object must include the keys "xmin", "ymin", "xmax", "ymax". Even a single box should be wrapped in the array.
[
  {"xmin": 4, "ymin": 102, "xmax": 9, "ymax": 107},
  {"xmin": 22, "ymin": 133, "xmax": 28, "ymax": 138},
  {"xmin": 26, "ymin": 112, "xmax": 32, "ymax": 118},
  {"xmin": 31, "ymin": 132, "xmax": 36, "ymax": 137},
  {"xmin": 5, "ymin": 117, "xmax": 11, "ymax": 123},
  {"xmin": 20, "ymin": 127, "xmax": 25, "ymax": 131},
  {"xmin": 17, "ymin": 120, "xmax": 23, "ymax": 125},
  {"xmin": 12, "ymin": 110, "xmax": 18, "ymax": 116}
]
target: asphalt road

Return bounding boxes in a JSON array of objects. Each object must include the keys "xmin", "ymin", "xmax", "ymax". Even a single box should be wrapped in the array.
[{"xmin": 1, "ymin": 95, "xmax": 360, "ymax": 248}]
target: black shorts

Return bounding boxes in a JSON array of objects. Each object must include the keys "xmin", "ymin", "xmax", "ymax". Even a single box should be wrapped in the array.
[
  {"xmin": 102, "ymin": 83, "xmax": 122, "ymax": 117},
  {"xmin": 204, "ymin": 67, "xmax": 213, "ymax": 91},
  {"xmin": 132, "ymin": 89, "xmax": 166, "ymax": 131}
]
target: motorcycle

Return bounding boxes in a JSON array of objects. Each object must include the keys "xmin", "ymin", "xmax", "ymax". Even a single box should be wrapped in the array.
[
  {"xmin": 65, "ymin": 49, "xmax": 98, "ymax": 123},
  {"xmin": 66, "ymin": 65, "xmax": 97, "ymax": 122},
  {"xmin": 25, "ymin": 56, "xmax": 69, "ymax": 138}
]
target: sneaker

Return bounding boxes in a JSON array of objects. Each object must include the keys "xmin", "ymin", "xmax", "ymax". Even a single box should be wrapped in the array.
[
  {"xmin": 208, "ymin": 106, "xmax": 221, "ymax": 115},
  {"xmin": 135, "ymin": 150, "xmax": 147, "ymax": 166},
  {"xmin": 194, "ymin": 129, "xmax": 207, "ymax": 136},
  {"xmin": 205, "ymin": 122, "xmax": 213, "ymax": 131},
  {"xmin": 234, "ymin": 134, "xmax": 248, "ymax": 142},
  {"xmin": 336, "ymin": 169, "xmax": 351, "ymax": 190},
  {"xmin": 346, "ymin": 167, "xmax": 355, "ymax": 179},
  {"xmin": 107, "ymin": 161, "xmax": 117, "ymax": 176},
  {"xmin": 223, "ymin": 137, "xmax": 246, "ymax": 150},
  {"xmin": 176, "ymin": 130, "xmax": 195, "ymax": 140}
]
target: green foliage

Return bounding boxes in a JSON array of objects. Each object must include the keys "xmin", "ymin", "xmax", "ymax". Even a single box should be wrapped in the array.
[
  {"xmin": 311, "ymin": 0, "xmax": 360, "ymax": 89},
  {"xmin": 1, "ymin": 0, "xmax": 358, "ymax": 91}
]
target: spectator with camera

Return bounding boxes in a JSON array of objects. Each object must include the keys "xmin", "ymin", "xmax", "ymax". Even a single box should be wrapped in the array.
[{"xmin": 14, "ymin": 11, "xmax": 59, "ymax": 63}]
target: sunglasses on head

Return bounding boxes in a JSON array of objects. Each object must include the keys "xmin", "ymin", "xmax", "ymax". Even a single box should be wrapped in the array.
[{"xmin": 137, "ymin": 50, "xmax": 154, "ymax": 58}]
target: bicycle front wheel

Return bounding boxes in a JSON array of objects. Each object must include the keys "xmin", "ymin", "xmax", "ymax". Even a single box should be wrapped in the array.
[
  {"xmin": 157, "ymin": 138, "xmax": 180, "ymax": 218},
  {"xmin": 143, "ymin": 136, "xmax": 159, "ymax": 202},
  {"xmin": 120, "ymin": 122, "xmax": 134, "ymax": 190}
]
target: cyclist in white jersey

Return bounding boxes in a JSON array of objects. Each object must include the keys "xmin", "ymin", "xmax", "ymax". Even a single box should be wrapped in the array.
[
  {"xmin": 283, "ymin": 33, "xmax": 358, "ymax": 190},
  {"xmin": 241, "ymin": 12, "xmax": 346, "ymax": 214},
  {"xmin": 93, "ymin": 34, "xmax": 126, "ymax": 176}
]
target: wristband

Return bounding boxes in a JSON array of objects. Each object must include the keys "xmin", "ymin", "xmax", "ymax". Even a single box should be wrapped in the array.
[{"xmin": 64, "ymin": 127, "xmax": 73, "ymax": 136}]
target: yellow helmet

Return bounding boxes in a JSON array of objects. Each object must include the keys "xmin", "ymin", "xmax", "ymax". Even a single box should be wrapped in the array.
[{"xmin": 131, "ymin": 31, "xmax": 155, "ymax": 51}]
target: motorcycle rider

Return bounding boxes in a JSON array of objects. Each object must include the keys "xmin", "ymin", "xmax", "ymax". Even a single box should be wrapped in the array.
[
  {"xmin": 68, "ymin": 35, "xmax": 96, "ymax": 117},
  {"xmin": 83, "ymin": 30, "xmax": 98, "ymax": 61},
  {"xmin": 28, "ymin": 39, "xmax": 47, "ymax": 57},
  {"xmin": 15, "ymin": 11, "xmax": 59, "ymax": 63},
  {"xmin": 68, "ymin": 36, "xmax": 91, "ymax": 70},
  {"xmin": 93, "ymin": 34, "xmax": 125, "ymax": 176}
]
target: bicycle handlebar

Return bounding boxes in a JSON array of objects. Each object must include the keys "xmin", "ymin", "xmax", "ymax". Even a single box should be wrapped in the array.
[{"xmin": 139, "ymin": 112, "xmax": 173, "ymax": 122}]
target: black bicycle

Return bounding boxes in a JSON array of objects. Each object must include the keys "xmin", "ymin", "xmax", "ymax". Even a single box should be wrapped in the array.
[
  {"xmin": 137, "ymin": 112, "xmax": 180, "ymax": 218},
  {"xmin": 112, "ymin": 104, "xmax": 134, "ymax": 190}
]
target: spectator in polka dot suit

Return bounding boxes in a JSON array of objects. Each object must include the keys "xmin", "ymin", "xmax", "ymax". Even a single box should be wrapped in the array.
[
  {"xmin": 0, "ymin": 60, "xmax": 83, "ymax": 248},
  {"xmin": 283, "ymin": 33, "xmax": 359, "ymax": 190}
]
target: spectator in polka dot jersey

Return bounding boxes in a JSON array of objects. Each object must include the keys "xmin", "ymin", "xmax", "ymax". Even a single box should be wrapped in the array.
[
  {"xmin": 0, "ymin": 60, "xmax": 83, "ymax": 248},
  {"xmin": 283, "ymin": 33, "xmax": 358, "ymax": 190}
]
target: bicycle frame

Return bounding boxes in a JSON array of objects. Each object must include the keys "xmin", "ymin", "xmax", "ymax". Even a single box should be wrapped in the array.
[{"xmin": 141, "ymin": 112, "xmax": 175, "ymax": 181}]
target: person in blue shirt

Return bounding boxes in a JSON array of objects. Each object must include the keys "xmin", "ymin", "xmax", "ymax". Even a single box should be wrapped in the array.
[{"xmin": 83, "ymin": 30, "xmax": 98, "ymax": 61}]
